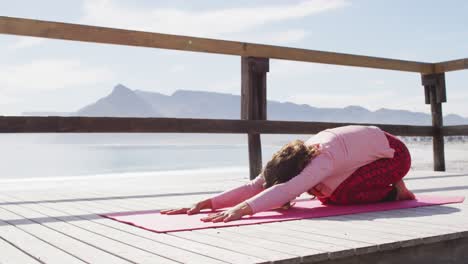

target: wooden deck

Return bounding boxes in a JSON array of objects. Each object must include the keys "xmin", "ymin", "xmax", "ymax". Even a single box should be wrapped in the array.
[{"xmin": 1, "ymin": 169, "xmax": 468, "ymax": 264}]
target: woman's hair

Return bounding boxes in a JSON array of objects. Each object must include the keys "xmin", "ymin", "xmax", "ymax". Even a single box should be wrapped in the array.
[{"xmin": 261, "ymin": 139, "xmax": 321, "ymax": 209}]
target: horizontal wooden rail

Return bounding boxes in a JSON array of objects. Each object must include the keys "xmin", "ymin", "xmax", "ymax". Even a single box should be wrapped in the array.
[
  {"xmin": 0, "ymin": 16, "xmax": 435, "ymax": 73},
  {"xmin": 0, "ymin": 116, "xmax": 434, "ymax": 136},
  {"xmin": 434, "ymin": 59, "xmax": 468, "ymax": 73},
  {"xmin": 443, "ymin": 125, "xmax": 468, "ymax": 136}
]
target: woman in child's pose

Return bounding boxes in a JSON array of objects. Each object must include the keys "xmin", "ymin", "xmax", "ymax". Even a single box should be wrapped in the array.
[{"xmin": 161, "ymin": 125, "xmax": 415, "ymax": 223}]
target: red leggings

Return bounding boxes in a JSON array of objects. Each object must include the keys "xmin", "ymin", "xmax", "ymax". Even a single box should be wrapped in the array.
[{"xmin": 319, "ymin": 132, "xmax": 411, "ymax": 205}]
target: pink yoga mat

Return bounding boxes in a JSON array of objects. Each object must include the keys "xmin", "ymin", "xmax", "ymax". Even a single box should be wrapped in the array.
[{"xmin": 102, "ymin": 195, "xmax": 464, "ymax": 233}]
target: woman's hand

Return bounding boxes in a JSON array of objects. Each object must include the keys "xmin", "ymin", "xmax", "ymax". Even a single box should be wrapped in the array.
[
  {"xmin": 201, "ymin": 202, "xmax": 253, "ymax": 223},
  {"xmin": 160, "ymin": 199, "xmax": 212, "ymax": 215}
]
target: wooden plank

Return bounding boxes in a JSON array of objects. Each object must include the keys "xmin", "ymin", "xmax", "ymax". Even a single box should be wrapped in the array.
[
  {"xmin": 42, "ymin": 210, "xmax": 228, "ymax": 264},
  {"xmin": 394, "ymin": 206, "xmax": 468, "ymax": 231},
  {"xmin": 421, "ymin": 72, "xmax": 446, "ymax": 171},
  {"xmin": 0, "ymin": 196, "xmax": 179, "ymax": 264},
  {"xmin": 0, "ymin": 116, "xmax": 435, "ymax": 136},
  {"xmin": 0, "ymin": 170, "xmax": 232, "ymax": 198},
  {"xmin": 0, "ymin": 236, "xmax": 41, "ymax": 264},
  {"xmin": 80, "ymin": 189, "xmax": 191, "ymax": 212},
  {"xmin": 406, "ymin": 178, "xmax": 468, "ymax": 194},
  {"xmin": 76, "ymin": 195, "xmax": 295, "ymax": 264},
  {"xmin": 422, "ymin": 74, "xmax": 446, "ymax": 105},
  {"xmin": 102, "ymin": 186, "xmax": 463, "ymax": 249},
  {"xmin": 0, "ymin": 193, "xmax": 229, "ymax": 264},
  {"xmin": 197, "ymin": 227, "xmax": 329, "ymax": 263},
  {"xmin": 139, "ymin": 189, "xmax": 461, "ymax": 247},
  {"xmin": 241, "ymin": 57, "xmax": 269, "ymax": 121},
  {"xmin": 173, "ymin": 231, "xmax": 296, "ymax": 263},
  {"xmin": 247, "ymin": 222, "xmax": 375, "ymax": 250},
  {"xmin": 443, "ymin": 125, "xmax": 468, "ymax": 136},
  {"xmin": 40, "ymin": 208, "xmax": 226, "ymax": 264},
  {"xmin": 0, "ymin": 218, "xmax": 84, "ymax": 264},
  {"xmin": 0, "ymin": 205, "xmax": 176, "ymax": 264},
  {"xmin": 0, "ymin": 207, "xmax": 131, "ymax": 264},
  {"xmin": 41, "ymin": 191, "xmax": 334, "ymax": 263},
  {"xmin": 288, "ymin": 212, "xmax": 463, "ymax": 249},
  {"xmin": 434, "ymin": 58, "xmax": 468, "ymax": 73},
  {"xmin": 1, "ymin": 171, "xmax": 467, "ymax": 264},
  {"xmin": 322, "ymin": 209, "xmax": 465, "ymax": 248},
  {"xmin": 105, "ymin": 192, "xmax": 416, "ymax": 249},
  {"xmin": 9, "ymin": 192, "xmax": 270, "ymax": 264},
  {"xmin": 313, "ymin": 236, "xmax": 468, "ymax": 264},
  {"xmin": 339, "ymin": 209, "xmax": 464, "ymax": 243},
  {"xmin": 246, "ymin": 222, "xmax": 379, "ymax": 257},
  {"xmin": 324, "ymin": 215, "xmax": 427, "ymax": 248},
  {"xmin": 229, "ymin": 224, "xmax": 355, "ymax": 259},
  {"xmin": 62, "ymin": 206, "xmax": 269, "ymax": 263},
  {"xmin": 105, "ymin": 191, "xmax": 413, "ymax": 252},
  {"xmin": 85, "ymin": 185, "xmax": 468, "ymax": 256},
  {"xmin": 277, "ymin": 220, "xmax": 403, "ymax": 251},
  {"xmin": 429, "ymin": 78, "xmax": 446, "ymax": 171},
  {"xmin": 335, "ymin": 214, "xmax": 441, "ymax": 238},
  {"xmin": 0, "ymin": 16, "xmax": 435, "ymax": 73},
  {"xmin": 241, "ymin": 57, "xmax": 269, "ymax": 179}
]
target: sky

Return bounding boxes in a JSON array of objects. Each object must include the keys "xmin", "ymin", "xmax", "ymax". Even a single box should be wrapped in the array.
[{"xmin": 1, "ymin": 0, "xmax": 467, "ymax": 117}]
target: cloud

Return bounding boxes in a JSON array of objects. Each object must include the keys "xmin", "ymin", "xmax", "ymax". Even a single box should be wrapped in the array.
[
  {"xmin": 168, "ymin": 64, "xmax": 187, "ymax": 73},
  {"xmin": 204, "ymin": 78, "xmax": 240, "ymax": 94},
  {"xmin": 270, "ymin": 59, "xmax": 379, "ymax": 78},
  {"xmin": 265, "ymin": 29, "xmax": 308, "ymax": 45},
  {"xmin": 0, "ymin": 93, "xmax": 19, "ymax": 105},
  {"xmin": 5, "ymin": 0, "xmax": 346, "ymax": 53},
  {"xmin": 8, "ymin": 37, "xmax": 45, "ymax": 50},
  {"xmin": 81, "ymin": 0, "xmax": 348, "ymax": 43},
  {"xmin": 371, "ymin": 80, "xmax": 386, "ymax": 86},
  {"xmin": 0, "ymin": 59, "xmax": 114, "ymax": 93},
  {"xmin": 239, "ymin": 29, "xmax": 308, "ymax": 45},
  {"xmin": 6, "ymin": 0, "xmax": 347, "ymax": 51}
]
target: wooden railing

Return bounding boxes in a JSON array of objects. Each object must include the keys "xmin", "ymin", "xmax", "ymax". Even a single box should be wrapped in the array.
[
  {"xmin": 0, "ymin": 117, "xmax": 436, "ymax": 135},
  {"xmin": 1, "ymin": 16, "xmax": 467, "ymax": 178}
]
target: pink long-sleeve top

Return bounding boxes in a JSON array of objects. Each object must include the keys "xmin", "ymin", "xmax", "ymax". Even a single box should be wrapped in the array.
[{"xmin": 210, "ymin": 125, "xmax": 396, "ymax": 214}]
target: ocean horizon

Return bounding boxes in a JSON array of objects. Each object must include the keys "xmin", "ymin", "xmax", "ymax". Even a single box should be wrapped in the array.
[{"xmin": 1, "ymin": 133, "xmax": 467, "ymax": 180}]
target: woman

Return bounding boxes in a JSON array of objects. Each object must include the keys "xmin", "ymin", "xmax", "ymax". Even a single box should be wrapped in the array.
[{"xmin": 161, "ymin": 125, "xmax": 415, "ymax": 223}]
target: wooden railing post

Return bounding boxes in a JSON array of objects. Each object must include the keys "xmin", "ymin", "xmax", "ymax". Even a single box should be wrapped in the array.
[
  {"xmin": 421, "ymin": 73, "xmax": 446, "ymax": 171},
  {"xmin": 241, "ymin": 57, "xmax": 269, "ymax": 179}
]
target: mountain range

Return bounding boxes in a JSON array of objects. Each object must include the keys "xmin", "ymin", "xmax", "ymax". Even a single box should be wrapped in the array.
[{"xmin": 25, "ymin": 84, "xmax": 468, "ymax": 125}]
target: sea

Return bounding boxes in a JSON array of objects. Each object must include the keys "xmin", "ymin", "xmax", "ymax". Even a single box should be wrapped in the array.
[{"xmin": 0, "ymin": 133, "xmax": 467, "ymax": 180}]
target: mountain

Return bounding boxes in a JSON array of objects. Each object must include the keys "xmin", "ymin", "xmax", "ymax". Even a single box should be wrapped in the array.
[
  {"xmin": 53, "ymin": 84, "xmax": 468, "ymax": 125},
  {"xmin": 77, "ymin": 84, "xmax": 157, "ymax": 117},
  {"xmin": 133, "ymin": 89, "xmax": 241, "ymax": 118}
]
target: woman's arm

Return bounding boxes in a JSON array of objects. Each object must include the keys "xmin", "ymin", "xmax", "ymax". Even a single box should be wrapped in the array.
[
  {"xmin": 244, "ymin": 153, "xmax": 334, "ymax": 214},
  {"xmin": 201, "ymin": 153, "xmax": 334, "ymax": 222},
  {"xmin": 209, "ymin": 173, "xmax": 265, "ymax": 209},
  {"xmin": 161, "ymin": 173, "xmax": 264, "ymax": 215}
]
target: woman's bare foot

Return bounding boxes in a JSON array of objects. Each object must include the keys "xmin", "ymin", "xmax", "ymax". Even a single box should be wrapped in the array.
[{"xmin": 394, "ymin": 180, "xmax": 416, "ymax": 201}]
